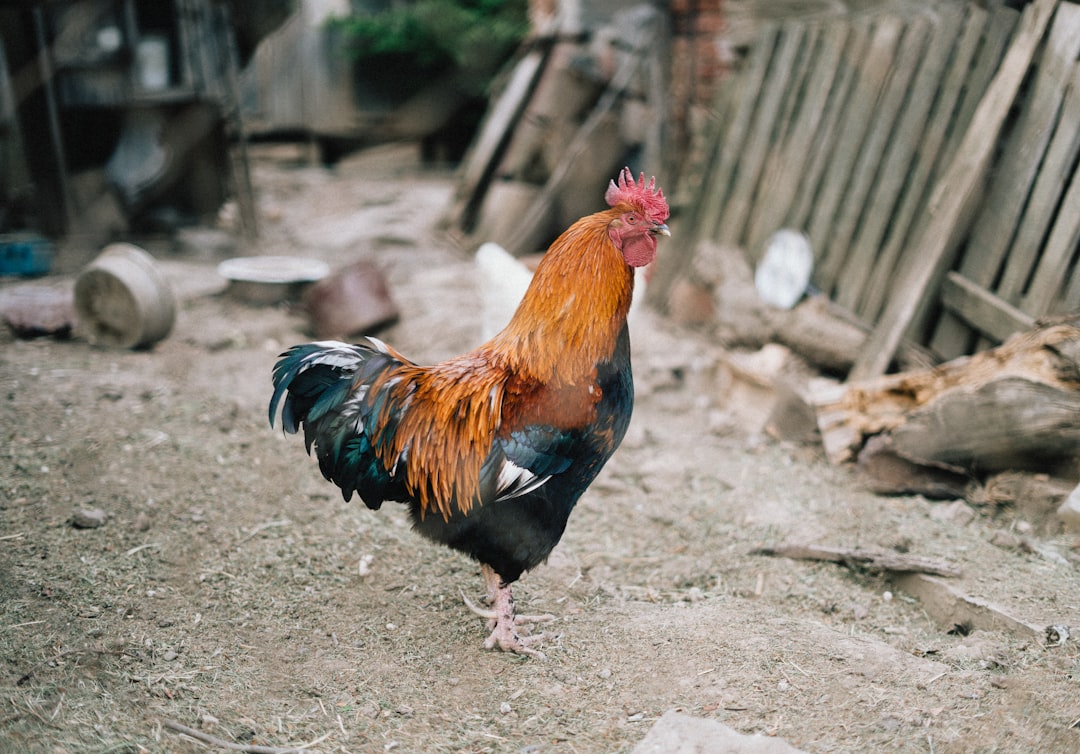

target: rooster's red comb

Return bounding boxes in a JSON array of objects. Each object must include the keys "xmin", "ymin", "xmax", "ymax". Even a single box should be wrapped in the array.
[{"xmin": 605, "ymin": 167, "xmax": 669, "ymax": 221}]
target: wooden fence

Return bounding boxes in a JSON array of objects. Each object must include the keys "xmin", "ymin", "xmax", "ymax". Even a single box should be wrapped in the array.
[{"xmin": 657, "ymin": 0, "xmax": 1080, "ymax": 379}]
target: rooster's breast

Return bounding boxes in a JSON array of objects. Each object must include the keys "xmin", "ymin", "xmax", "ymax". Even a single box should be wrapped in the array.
[{"xmin": 410, "ymin": 324, "xmax": 634, "ymax": 583}]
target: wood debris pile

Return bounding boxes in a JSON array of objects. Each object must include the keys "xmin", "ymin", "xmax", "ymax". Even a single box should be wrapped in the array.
[{"xmin": 444, "ymin": 4, "xmax": 671, "ymax": 257}]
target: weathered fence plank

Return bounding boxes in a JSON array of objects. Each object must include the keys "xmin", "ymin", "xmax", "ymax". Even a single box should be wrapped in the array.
[
  {"xmin": 842, "ymin": 5, "xmax": 963, "ymax": 319},
  {"xmin": 1010, "ymin": 66, "xmax": 1080, "ymax": 315},
  {"xmin": 860, "ymin": 2, "xmax": 999, "ymax": 323},
  {"xmin": 940, "ymin": 272, "xmax": 1035, "ymax": 342},
  {"xmin": 1022, "ymin": 139, "xmax": 1080, "ymax": 316},
  {"xmin": 831, "ymin": 14, "xmax": 934, "ymax": 312},
  {"xmin": 930, "ymin": 2, "xmax": 1080, "ymax": 358},
  {"xmin": 744, "ymin": 23, "xmax": 840, "ymax": 258},
  {"xmin": 996, "ymin": 69, "xmax": 1080, "ymax": 303},
  {"xmin": 810, "ymin": 16, "xmax": 905, "ymax": 293},
  {"xmin": 698, "ymin": 25, "xmax": 778, "ymax": 244},
  {"xmin": 786, "ymin": 20, "xmax": 872, "ymax": 236},
  {"xmin": 716, "ymin": 24, "xmax": 807, "ymax": 245},
  {"xmin": 850, "ymin": 0, "xmax": 1060, "ymax": 381}
]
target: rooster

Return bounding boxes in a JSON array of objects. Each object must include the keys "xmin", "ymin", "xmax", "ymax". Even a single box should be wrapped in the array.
[{"xmin": 269, "ymin": 168, "xmax": 669, "ymax": 656}]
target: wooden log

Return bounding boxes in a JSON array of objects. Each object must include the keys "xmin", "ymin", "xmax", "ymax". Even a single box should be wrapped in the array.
[
  {"xmin": 774, "ymin": 295, "xmax": 934, "ymax": 375},
  {"xmin": 774, "ymin": 296, "xmax": 867, "ymax": 374},
  {"xmin": 816, "ymin": 317, "xmax": 1080, "ymax": 473},
  {"xmin": 889, "ymin": 375, "xmax": 1080, "ymax": 475},
  {"xmin": 855, "ymin": 434, "xmax": 970, "ymax": 499}
]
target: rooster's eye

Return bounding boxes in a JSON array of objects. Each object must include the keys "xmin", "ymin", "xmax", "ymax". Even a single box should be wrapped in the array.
[{"xmin": 625, "ymin": 213, "xmax": 639, "ymax": 225}]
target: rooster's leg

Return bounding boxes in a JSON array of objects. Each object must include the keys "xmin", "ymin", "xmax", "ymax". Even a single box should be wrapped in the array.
[{"xmin": 463, "ymin": 564, "xmax": 555, "ymax": 658}]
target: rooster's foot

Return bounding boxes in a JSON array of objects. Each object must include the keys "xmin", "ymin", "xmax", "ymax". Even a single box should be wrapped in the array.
[
  {"xmin": 462, "ymin": 564, "xmax": 556, "ymax": 658},
  {"xmin": 461, "ymin": 591, "xmax": 556, "ymax": 628},
  {"xmin": 483, "ymin": 621, "xmax": 554, "ymax": 659}
]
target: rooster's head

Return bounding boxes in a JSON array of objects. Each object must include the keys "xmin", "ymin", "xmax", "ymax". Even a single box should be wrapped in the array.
[{"xmin": 604, "ymin": 167, "xmax": 670, "ymax": 268}]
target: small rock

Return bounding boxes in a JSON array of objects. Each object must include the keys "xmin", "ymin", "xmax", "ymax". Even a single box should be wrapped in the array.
[
  {"xmin": 162, "ymin": 649, "xmax": 178, "ymax": 661},
  {"xmin": 1057, "ymin": 483, "xmax": 1080, "ymax": 532},
  {"xmin": 989, "ymin": 529, "xmax": 1021, "ymax": 549},
  {"xmin": 499, "ymin": 702, "xmax": 512, "ymax": 714},
  {"xmin": 878, "ymin": 715, "xmax": 902, "ymax": 732},
  {"xmin": 929, "ymin": 499, "xmax": 976, "ymax": 526},
  {"xmin": 71, "ymin": 508, "xmax": 107, "ymax": 529},
  {"xmin": 200, "ymin": 713, "xmax": 219, "ymax": 731},
  {"xmin": 633, "ymin": 710, "xmax": 809, "ymax": 753},
  {"xmin": 596, "ymin": 667, "xmax": 612, "ymax": 679}
]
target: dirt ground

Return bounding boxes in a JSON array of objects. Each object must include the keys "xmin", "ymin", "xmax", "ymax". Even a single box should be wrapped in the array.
[{"xmin": 1, "ymin": 144, "xmax": 1078, "ymax": 754}]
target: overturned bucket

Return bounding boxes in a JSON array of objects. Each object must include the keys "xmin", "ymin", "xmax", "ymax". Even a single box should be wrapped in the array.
[{"xmin": 74, "ymin": 243, "xmax": 176, "ymax": 349}]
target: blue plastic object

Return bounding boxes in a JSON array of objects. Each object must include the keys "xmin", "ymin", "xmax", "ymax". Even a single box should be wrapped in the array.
[{"xmin": 0, "ymin": 234, "xmax": 53, "ymax": 277}]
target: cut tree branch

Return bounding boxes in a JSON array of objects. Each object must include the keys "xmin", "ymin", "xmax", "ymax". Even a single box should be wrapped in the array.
[
  {"xmin": 753, "ymin": 542, "xmax": 962, "ymax": 578},
  {"xmin": 161, "ymin": 719, "xmax": 330, "ymax": 754}
]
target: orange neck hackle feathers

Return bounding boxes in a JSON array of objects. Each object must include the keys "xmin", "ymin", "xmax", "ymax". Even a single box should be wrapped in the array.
[
  {"xmin": 493, "ymin": 167, "xmax": 670, "ymax": 379},
  {"xmin": 490, "ymin": 212, "xmax": 634, "ymax": 379},
  {"xmin": 372, "ymin": 168, "xmax": 669, "ymax": 521}
]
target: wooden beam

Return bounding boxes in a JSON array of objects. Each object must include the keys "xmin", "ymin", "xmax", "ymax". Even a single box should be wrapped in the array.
[
  {"xmin": 849, "ymin": 0, "xmax": 1061, "ymax": 382},
  {"xmin": 939, "ymin": 271, "xmax": 1035, "ymax": 344},
  {"xmin": 892, "ymin": 574, "xmax": 1045, "ymax": 639},
  {"xmin": 447, "ymin": 45, "xmax": 549, "ymax": 232}
]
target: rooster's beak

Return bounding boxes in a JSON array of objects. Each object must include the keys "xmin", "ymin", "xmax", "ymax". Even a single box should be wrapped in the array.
[{"xmin": 653, "ymin": 223, "xmax": 671, "ymax": 237}]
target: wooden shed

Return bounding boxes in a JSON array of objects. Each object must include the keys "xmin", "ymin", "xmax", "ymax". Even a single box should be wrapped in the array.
[{"xmin": 0, "ymin": 0, "xmax": 255, "ymax": 240}]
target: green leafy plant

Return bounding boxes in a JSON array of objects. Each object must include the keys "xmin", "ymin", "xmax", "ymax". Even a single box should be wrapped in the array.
[{"xmin": 329, "ymin": 0, "xmax": 528, "ymax": 97}]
